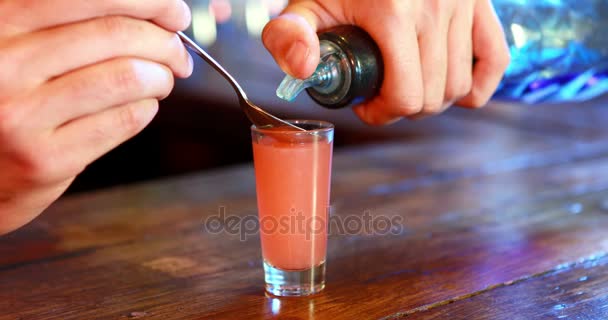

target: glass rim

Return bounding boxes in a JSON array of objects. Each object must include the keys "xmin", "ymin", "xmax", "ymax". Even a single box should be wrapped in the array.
[{"xmin": 251, "ymin": 120, "xmax": 334, "ymax": 135}]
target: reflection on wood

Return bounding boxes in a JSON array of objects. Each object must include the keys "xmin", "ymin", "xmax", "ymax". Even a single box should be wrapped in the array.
[
  {"xmin": 411, "ymin": 255, "xmax": 608, "ymax": 320},
  {"xmin": 2, "ymin": 95, "xmax": 608, "ymax": 318}
]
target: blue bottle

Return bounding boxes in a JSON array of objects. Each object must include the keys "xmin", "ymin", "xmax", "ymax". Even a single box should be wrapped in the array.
[{"xmin": 276, "ymin": 0, "xmax": 608, "ymax": 107}]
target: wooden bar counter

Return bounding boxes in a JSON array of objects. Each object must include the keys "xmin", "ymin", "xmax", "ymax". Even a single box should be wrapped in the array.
[{"xmin": 2, "ymin": 96, "xmax": 608, "ymax": 319}]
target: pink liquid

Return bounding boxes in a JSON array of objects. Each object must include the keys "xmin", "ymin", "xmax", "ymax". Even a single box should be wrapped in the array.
[{"xmin": 253, "ymin": 130, "xmax": 332, "ymax": 271}]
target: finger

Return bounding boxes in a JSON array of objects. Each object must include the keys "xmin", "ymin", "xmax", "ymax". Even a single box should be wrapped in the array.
[
  {"xmin": 52, "ymin": 99, "xmax": 159, "ymax": 176},
  {"xmin": 353, "ymin": 23, "xmax": 423, "ymax": 125},
  {"xmin": 446, "ymin": 1, "xmax": 474, "ymax": 104},
  {"xmin": 408, "ymin": 8, "xmax": 451, "ymax": 119},
  {"xmin": 0, "ymin": 0, "xmax": 191, "ymax": 38},
  {"xmin": 262, "ymin": 0, "xmax": 344, "ymax": 78},
  {"xmin": 28, "ymin": 58, "xmax": 173, "ymax": 129},
  {"xmin": 457, "ymin": 0, "xmax": 510, "ymax": 108},
  {"xmin": 0, "ymin": 17, "xmax": 191, "ymax": 97}
]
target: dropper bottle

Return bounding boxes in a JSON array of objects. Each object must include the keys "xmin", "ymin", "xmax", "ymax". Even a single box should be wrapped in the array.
[{"xmin": 276, "ymin": 26, "xmax": 383, "ymax": 109}]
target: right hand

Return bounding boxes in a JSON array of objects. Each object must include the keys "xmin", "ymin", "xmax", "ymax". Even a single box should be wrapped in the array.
[
  {"xmin": 262, "ymin": 0, "xmax": 510, "ymax": 125},
  {"xmin": 0, "ymin": 0, "xmax": 193, "ymax": 235}
]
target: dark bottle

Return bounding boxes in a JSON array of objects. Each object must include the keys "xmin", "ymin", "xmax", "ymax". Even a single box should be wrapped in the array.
[
  {"xmin": 276, "ymin": 26, "xmax": 383, "ymax": 109},
  {"xmin": 277, "ymin": 1, "xmax": 608, "ymax": 106}
]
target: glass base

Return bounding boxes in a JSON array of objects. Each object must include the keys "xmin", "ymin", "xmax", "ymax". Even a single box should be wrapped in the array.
[{"xmin": 263, "ymin": 260, "xmax": 326, "ymax": 297}]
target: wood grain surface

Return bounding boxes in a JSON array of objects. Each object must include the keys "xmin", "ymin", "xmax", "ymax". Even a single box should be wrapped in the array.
[{"xmin": 3, "ymin": 95, "xmax": 608, "ymax": 319}]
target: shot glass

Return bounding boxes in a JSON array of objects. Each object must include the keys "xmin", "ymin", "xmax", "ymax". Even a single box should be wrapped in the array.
[{"xmin": 251, "ymin": 120, "xmax": 334, "ymax": 296}]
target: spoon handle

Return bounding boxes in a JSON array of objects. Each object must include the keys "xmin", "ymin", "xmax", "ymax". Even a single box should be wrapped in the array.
[{"xmin": 177, "ymin": 31, "xmax": 248, "ymax": 101}]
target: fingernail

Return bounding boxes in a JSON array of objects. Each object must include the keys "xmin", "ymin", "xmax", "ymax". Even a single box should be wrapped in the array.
[
  {"xmin": 186, "ymin": 53, "xmax": 194, "ymax": 77},
  {"xmin": 285, "ymin": 41, "xmax": 310, "ymax": 76}
]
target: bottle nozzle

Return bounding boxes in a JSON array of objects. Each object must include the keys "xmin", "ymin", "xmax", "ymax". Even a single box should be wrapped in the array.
[
  {"xmin": 276, "ymin": 41, "xmax": 348, "ymax": 103},
  {"xmin": 276, "ymin": 61, "xmax": 336, "ymax": 101},
  {"xmin": 276, "ymin": 75, "xmax": 306, "ymax": 102},
  {"xmin": 275, "ymin": 26, "xmax": 382, "ymax": 109}
]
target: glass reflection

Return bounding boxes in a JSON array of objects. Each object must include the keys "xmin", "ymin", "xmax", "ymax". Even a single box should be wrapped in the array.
[
  {"xmin": 264, "ymin": 294, "xmax": 317, "ymax": 319},
  {"xmin": 270, "ymin": 297, "xmax": 281, "ymax": 314}
]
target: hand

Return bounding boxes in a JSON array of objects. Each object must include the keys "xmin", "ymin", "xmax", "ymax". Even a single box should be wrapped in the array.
[
  {"xmin": 262, "ymin": 0, "xmax": 510, "ymax": 124},
  {"xmin": 0, "ymin": 0, "xmax": 193, "ymax": 235}
]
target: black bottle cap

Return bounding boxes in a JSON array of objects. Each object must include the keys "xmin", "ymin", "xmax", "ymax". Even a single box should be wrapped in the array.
[{"xmin": 306, "ymin": 26, "xmax": 384, "ymax": 109}]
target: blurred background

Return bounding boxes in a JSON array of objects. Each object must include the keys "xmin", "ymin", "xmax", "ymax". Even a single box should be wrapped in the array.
[
  {"xmin": 67, "ymin": 0, "xmax": 413, "ymax": 193},
  {"xmin": 67, "ymin": 0, "xmax": 608, "ymax": 193}
]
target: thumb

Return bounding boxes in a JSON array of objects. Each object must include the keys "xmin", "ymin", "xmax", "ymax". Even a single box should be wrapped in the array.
[{"xmin": 262, "ymin": 3, "xmax": 338, "ymax": 79}]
